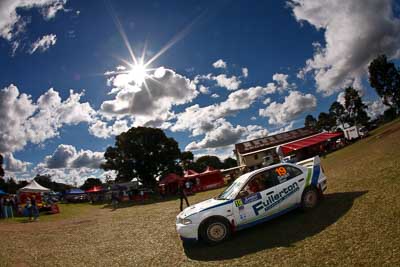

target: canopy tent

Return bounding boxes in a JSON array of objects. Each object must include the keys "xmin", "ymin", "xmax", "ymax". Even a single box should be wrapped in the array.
[
  {"xmin": 159, "ymin": 173, "xmax": 183, "ymax": 186},
  {"xmin": 281, "ymin": 132, "xmax": 343, "ymax": 155},
  {"xmin": 18, "ymin": 180, "xmax": 51, "ymax": 193},
  {"xmin": 65, "ymin": 188, "xmax": 86, "ymax": 195},
  {"xmin": 184, "ymin": 169, "xmax": 199, "ymax": 178}
]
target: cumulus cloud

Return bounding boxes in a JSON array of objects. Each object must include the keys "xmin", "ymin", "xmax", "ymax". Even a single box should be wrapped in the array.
[
  {"xmin": 100, "ymin": 67, "xmax": 198, "ymax": 127},
  {"xmin": 290, "ymin": 0, "xmax": 400, "ymax": 95},
  {"xmin": 172, "ymin": 85, "xmax": 275, "ymax": 136},
  {"xmin": 3, "ymin": 153, "xmax": 30, "ymax": 172},
  {"xmin": 212, "ymin": 74, "xmax": 241, "ymax": 90},
  {"xmin": 272, "ymin": 73, "xmax": 295, "ymax": 92},
  {"xmin": 0, "ymin": 0, "xmax": 66, "ymax": 54},
  {"xmin": 89, "ymin": 119, "xmax": 130, "ymax": 139},
  {"xmin": 0, "ymin": 84, "xmax": 95, "ymax": 154},
  {"xmin": 42, "ymin": 144, "xmax": 104, "ymax": 169},
  {"xmin": 29, "ymin": 34, "xmax": 57, "ymax": 54},
  {"xmin": 259, "ymin": 91, "xmax": 317, "ymax": 125},
  {"xmin": 212, "ymin": 59, "xmax": 227, "ymax": 69},
  {"xmin": 185, "ymin": 119, "xmax": 268, "ymax": 151},
  {"xmin": 211, "ymin": 93, "xmax": 220, "ymax": 98},
  {"xmin": 199, "ymin": 85, "xmax": 210, "ymax": 94},
  {"xmin": 366, "ymin": 100, "xmax": 389, "ymax": 120}
]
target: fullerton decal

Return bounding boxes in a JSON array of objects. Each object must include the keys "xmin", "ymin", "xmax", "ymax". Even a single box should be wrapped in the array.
[{"xmin": 252, "ymin": 182, "xmax": 300, "ymax": 216}]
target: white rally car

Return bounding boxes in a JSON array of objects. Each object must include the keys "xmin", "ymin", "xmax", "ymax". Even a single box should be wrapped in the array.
[{"xmin": 176, "ymin": 156, "xmax": 327, "ymax": 244}]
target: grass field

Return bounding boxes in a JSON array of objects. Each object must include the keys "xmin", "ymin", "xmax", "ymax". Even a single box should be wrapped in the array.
[{"xmin": 1, "ymin": 120, "xmax": 399, "ymax": 266}]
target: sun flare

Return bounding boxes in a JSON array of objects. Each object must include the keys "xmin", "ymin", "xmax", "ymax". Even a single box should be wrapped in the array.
[{"xmin": 128, "ymin": 63, "xmax": 148, "ymax": 86}]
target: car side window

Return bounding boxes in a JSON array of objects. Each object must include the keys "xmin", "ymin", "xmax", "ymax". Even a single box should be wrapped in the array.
[
  {"xmin": 274, "ymin": 165, "xmax": 303, "ymax": 184},
  {"xmin": 238, "ymin": 169, "xmax": 279, "ymax": 198}
]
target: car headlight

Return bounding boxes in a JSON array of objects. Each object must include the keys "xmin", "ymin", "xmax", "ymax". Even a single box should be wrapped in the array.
[{"xmin": 178, "ymin": 217, "xmax": 192, "ymax": 225}]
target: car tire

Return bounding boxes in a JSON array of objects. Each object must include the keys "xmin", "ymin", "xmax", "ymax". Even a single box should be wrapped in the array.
[
  {"xmin": 200, "ymin": 218, "xmax": 231, "ymax": 245},
  {"xmin": 301, "ymin": 187, "xmax": 319, "ymax": 211}
]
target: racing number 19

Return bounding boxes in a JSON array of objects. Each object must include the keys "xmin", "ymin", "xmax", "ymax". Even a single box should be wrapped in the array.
[{"xmin": 275, "ymin": 167, "xmax": 287, "ymax": 176}]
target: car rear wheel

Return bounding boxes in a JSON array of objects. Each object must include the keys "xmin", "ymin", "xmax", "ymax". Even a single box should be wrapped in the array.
[
  {"xmin": 200, "ymin": 218, "xmax": 231, "ymax": 244},
  {"xmin": 301, "ymin": 187, "xmax": 319, "ymax": 211}
]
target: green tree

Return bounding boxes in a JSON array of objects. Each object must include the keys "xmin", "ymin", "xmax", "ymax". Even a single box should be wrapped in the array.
[
  {"xmin": 368, "ymin": 55, "xmax": 400, "ymax": 113},
  {"xmin": 223, "ymin": 157, "xmax": 238, "ymax": 169},
  {"xmin": 329, "ymin": 101, "xmax": 347, "ymax": 128},
  {"xmin": 101, "ymin": 127, "xmax": 182, "ymax": 187},
  {"xmin": 34, "ymin": 174, "xmax": 53, "ymax": 189},
  {"xmin": 80, "ymin": 178, "xmax": 103, "ymax": 191},
  {"xmin": 317, "ymin": 112, "xmax": 335, "ymax": 131},
  {"xmin": 196, "ymin": 155, "xmax": 223, "ymax": 171},
  {"xmin": 344, "ymin": 87, "xmax": 370, "ymax": 125},
  {"xmin": 304, "ymin": 114, "xmax": 318, "ymax": 129},
  {"xmin": 180, "ymin": 151, "xmax": 194, "ymax": 170}
]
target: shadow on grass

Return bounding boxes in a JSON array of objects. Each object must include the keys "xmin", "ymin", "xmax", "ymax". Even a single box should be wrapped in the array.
[{"xmin": 184, "ymin": 191, "xmax": 367, "ymax": 261}]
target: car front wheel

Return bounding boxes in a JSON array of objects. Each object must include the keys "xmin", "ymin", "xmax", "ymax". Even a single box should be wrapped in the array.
[{"xmin": 200, "ymin": 218, "xmax": 231, "ymax": 244}]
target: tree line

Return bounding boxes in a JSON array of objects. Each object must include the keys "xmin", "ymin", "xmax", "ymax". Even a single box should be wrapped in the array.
[{"xmin": 304, "ymin": 55, "xmax": 400, "ymax": 130}]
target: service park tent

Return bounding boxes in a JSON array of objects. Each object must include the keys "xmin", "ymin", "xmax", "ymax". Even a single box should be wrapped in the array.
[
  {"xmin": 159, "ymin": 167, "xmax": 225, "ymax": 195},
  {"xmin": 18, "ymin": 180, "xmax": 51, "ymax": 193},
  {"xmin": 85, "ymin": 186, "xmax": 105, "ymax": 193}
]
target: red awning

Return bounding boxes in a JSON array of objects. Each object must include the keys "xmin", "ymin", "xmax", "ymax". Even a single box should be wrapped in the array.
[{"xmin": 281, "ymin": 132, "xmax": 343, "ymax": 154}]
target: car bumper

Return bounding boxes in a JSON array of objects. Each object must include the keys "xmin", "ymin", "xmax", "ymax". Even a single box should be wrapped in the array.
[{"xmin": 176, "ymin": 223, "xmax": 199, "ymax": 241}]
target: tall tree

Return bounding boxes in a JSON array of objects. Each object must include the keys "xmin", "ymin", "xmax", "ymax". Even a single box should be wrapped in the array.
[
  {"xmin": 223, "ymin": 157, "xmax": 238, "ymax": 169},
  {"xmin": 180, "ymin": 151, "xmax": 194, "ymax": 170},
  {"xmin": 196, "ymin": 155, "xmax": 224, "ymax": 171},
  {"xmin": 368, "ymin": 55, "xmax": 400, "ymax": 113},
  {"xmin": 344, "ymin": 87, "xmax": 370, "ymax": 125},
  {"xmin": 101, "ymin": 127, "xmax": 182, "ymax": 187},
  {"xmin": 329, "ymin": 101, "xmax": 347, "ymax": 128},
  {"xmin": 317, "ymin": 112, "xmax": 335, "ymax": 131},
  {"xmin": 304, "ymin": 114, "xmax": 318, "ymax": 129}
]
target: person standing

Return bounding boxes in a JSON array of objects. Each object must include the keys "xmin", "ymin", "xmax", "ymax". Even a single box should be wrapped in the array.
[
  {"xmin": 111, "ymin": 191, "xmax": 119, "ymax": 210},
  {"xmin": 31, "ymin": 195, "xmax": 39, "ymax": 221},
  {"xmin": 178, "ymin": 182, "xmax": 190, "ymax": 211}
]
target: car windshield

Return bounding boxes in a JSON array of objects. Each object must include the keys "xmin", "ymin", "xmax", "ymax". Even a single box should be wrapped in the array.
[{"xmin": 216, "ymin": 173, "xmax": 250, "ymax": 200}]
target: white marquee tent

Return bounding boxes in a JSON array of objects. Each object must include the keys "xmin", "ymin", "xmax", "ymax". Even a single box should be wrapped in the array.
[{"xmin": 18, "ymin": 180, "xmax": 51, "ymax": 193}]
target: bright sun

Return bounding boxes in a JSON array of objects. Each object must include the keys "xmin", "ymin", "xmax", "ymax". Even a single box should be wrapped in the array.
[{"xmin": 129, "ymin": 63, "xmax": 147, "ymax": 86}]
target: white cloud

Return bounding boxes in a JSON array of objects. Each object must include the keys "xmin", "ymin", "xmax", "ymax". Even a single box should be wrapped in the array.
[
  {"xmin": 366, "ymin": 100, "xmax": 389, "ymax": 120},
  {"xmin": 272, "ymin": 73, "xmax": 295, "ymax": 92},
  {"xmin": 3, "ymin": 153, "xmax": 30, "ymax": 172},
  {"xmin": 213, "ymin": 74, "xmax": 241, "ymax": 90},
  {"xmin": 212, "ymin": 59, "xmax": 227, "ymax": 69},
  {"xmin": 185, "ymin": 119, "xmax": 269, "ymax": 151},
  {"xmin": 89, "ymin": 119, "xmax": 130, "ymax": 139},
  {"xmin": 100, "ymin": 67, "xmax": 198, "ymax": 127},
  {"xmin": 290, "ymin": 0, "xmax": 400, "ymax": 95},
  {"xmin": 0, "ymin": 0, "xmax": 66, "ymax": 45},
  {"xmin": 211, "ymin": 93, "xmax": 220, "ymax": 98},
  {"xmin": 259, "ymin": 91, "xmax": 317, "ymax": 125},
  {"xmin": 42, "ymin": 144, "xmax": 104, "ymax": 169},
  {"xmin": 199, "ymin": 85, "xmax": 210, "ymax": 94},
  {"xmin": 242, "ymin": 67, "xmax": 249, "ymax": 78},
  {"xmin": 29, "ymin": 34, "xmax": 57, "ymax": 54},
  {"xmin": 0, "ymin": 84, "xmax": 95, "ymax": 154},
  {"xmin": 171, "ymin": 85, "xmax": 274, "ymax": 136}
]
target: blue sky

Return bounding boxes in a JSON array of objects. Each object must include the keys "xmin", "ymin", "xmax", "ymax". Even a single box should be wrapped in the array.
[{"xmin": 1, "ymin": 0, "xmax": 399, "ymax": 184}]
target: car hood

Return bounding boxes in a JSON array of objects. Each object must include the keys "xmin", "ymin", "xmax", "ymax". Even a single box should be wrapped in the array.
[{"xmin": 180, "ymin": 198, "xmax": 230, "ymax": 218}]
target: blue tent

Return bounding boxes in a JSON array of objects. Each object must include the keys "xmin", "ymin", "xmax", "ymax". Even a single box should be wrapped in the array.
[
  {"xmin": 0, "ymin": 189, "xmax": 7, "ymax": 195},
  {"xmin": 65, "ymin": 188, "xmax": 86, "ymax": 195}
]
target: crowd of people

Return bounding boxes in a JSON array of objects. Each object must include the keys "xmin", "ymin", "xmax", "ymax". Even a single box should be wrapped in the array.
[
  {"xmin": 0, "ymin": 194, "xmax": 41, "ymax": 221},
  {"xmin": 0, "ymin": 195, "xmax": 18, "ymax": 219}
]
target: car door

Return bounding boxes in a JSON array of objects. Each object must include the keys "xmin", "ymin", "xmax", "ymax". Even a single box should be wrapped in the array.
[
  {"xmin": 233, "ymin": 168, "xmax": 282, "ymax": 228},
  {"xmin": 272, "ymin": 164, "xmax": 306, "ymax": 210}
]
